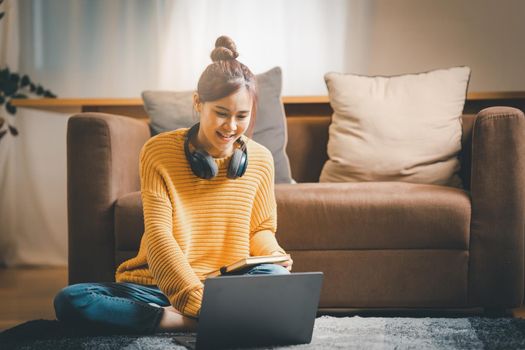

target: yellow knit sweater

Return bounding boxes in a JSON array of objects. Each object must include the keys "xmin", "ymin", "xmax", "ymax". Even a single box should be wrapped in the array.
[{"xmin": 115, "ymin": 128, "xmax": 286, "ymax": 318}]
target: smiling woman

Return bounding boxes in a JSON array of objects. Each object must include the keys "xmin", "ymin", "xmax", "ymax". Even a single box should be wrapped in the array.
[
  {"xmin": 192, "ymin": 36, "xmax": 256, "ymax": 158},
  {"xmin": 53, "ymin": 35, "xmax": 293, "ymax": 335},
  {"xmin": 193, "ymin": 89, "xmax": 252, "ymax": 159}
]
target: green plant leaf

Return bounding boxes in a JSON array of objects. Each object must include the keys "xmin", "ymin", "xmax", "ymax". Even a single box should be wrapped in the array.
[
  {"xmin": 29, "ymin": 83, "xmax": 36, "ymax": 92},
  {"xmin": 5, "ymin": 101, "xmax": 16, "ymax": 114},
  {"xmin": 12, "ymin": 93, "xmax": 27, "ymax": 99},
  {"xmin": 0, "ymin": 130, "xmax": 7, "ymax": 140},
  {"xmin": 0, "ymin": 95, "xmax": 4, "ymax": 105},
  {"xmin": 0, "ymin": 13, "xmax": 4, "ymax": 21},
  {"xmin": 21, "ymin": 75, "xmax": 30, "ymax": 87},
  {"xmin": 36, "ymin": 85, "xmax": 44, "ymax": 95},
  {"xmin": 0, "ymin": 68, "xmax": 10, "ymax": 79},
  {"xmin": 9, "ymin": 73, "xmax": 20, "ymax": 83},
  {"xmin": 8, "ymin": 125, "xmax": 18, "ymax": 136},
  {"xmin": 0, "ymin": 79, "xmax": 18, "ymax": 96},
  {"xmin": 44, "ymin": 90, "xmax": 57, "ymax": 98}
]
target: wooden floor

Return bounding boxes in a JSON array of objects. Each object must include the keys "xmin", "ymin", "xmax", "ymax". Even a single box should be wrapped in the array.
[
  {"xmin": 0, "ymin": 266, "xmax": 68, "ymax": 331},
  {"xmin": 1, "ymin": 267, "xmax": 525, "ymax": 331}
]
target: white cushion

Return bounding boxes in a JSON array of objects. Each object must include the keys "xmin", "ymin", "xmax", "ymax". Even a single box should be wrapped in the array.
[{"xmin": 320, "ymin": 67, "xmax": 471, "ymax": 187}]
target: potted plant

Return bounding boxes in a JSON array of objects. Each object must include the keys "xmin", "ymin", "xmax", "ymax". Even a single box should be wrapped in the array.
[{"xmin": 0, "ymin": 1, "xmax": 57, "ymax": 140}]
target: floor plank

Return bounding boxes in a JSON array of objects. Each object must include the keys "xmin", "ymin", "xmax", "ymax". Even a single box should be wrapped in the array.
[{"xmin": 0, "ymin": 266, "xmax": 68, "ymax": 331}]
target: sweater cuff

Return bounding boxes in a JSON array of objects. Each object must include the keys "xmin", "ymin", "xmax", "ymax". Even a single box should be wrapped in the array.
[
  {"xmin": 250, "ymin": 230, "xmax": 286, "ymax": 256},
  {"xmin": 182, "ymin": 286, "xmax": 204, "ymax": 319}
]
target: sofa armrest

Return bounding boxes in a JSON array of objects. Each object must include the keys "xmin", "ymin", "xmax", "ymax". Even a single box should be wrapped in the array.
[
  {"xmin": 468, "ymin": 106, "xmax": 525, "ymax": 308},
  {"xmin": 67, "ymin": 113, "xmax": 150, "ymax": 284}
]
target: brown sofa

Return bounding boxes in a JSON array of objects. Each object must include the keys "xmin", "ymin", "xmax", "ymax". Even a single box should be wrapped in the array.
[{"xmin": 67, "ymin": 106, "xmax": 525, "ymax": 314}]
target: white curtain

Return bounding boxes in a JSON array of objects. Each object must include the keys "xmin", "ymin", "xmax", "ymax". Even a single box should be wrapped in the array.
[
  {"xmin": 17, "ymin": 0, "xmax": 369, "ymax": 97},
  {"xmin": 0, "ymin": 0, "xmax": 19, "ymax": 264},
  {"xmin": 0, "ymin": 0, "xmax": 366, "ymax": 266},
  {"xmin": 1, "ymin": 0, "xmax": 69, "ymax": 265}
]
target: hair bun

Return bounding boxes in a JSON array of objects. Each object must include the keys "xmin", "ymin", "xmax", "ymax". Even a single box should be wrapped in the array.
[{"xmin": 210, "ymin": 35, "xmax": 239, "ymax": 62}]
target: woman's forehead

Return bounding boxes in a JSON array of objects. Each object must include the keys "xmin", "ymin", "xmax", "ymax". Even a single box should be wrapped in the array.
[{"xmin": 208, "ymin": 89, "xmax": 252, "ymax": 111}]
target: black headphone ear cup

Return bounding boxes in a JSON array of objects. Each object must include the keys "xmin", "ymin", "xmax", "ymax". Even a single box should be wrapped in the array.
[
  {"xmin": 237, "ymin": 150, "xmax": 248, "ymax": 177},
  {"xmin": 227, "ymin": 148, "xmax": 248, "ymax": 179},
  {"xmin": 193, "ymin": 150, "xmax": 218, "ymax": 179},
  {"xmin": 227, "ymin": 149, "xmax": 243, "ymax": 179}
]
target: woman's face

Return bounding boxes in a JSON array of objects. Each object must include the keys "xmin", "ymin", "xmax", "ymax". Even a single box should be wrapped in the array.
[{"xmin": 194, "ymin": 88, "xmax": 252, "ymax": 158}]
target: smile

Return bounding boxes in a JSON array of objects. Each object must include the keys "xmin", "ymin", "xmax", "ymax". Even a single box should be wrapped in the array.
[{"xmin": 216, "ymin": 131, "xmax": 236, "ymax": 141}]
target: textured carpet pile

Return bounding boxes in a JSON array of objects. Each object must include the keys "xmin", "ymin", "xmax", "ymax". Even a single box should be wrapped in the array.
[{"xmin": 2, "ymin": 316, "xmax": 525, "ymax": 349}]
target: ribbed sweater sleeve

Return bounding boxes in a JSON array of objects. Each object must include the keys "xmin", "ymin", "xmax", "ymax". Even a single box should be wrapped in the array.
[
  {"xmin": 249, "ymin": 152, "xmax": 286, "ymax": 256},
  {"xmin": 140, "ymin": 146, "xmax": 203, "ymax": 318}
]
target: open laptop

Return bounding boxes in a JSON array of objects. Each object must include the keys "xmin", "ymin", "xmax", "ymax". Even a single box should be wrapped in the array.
[{"xmin": 173, "ymin": 272, "xmax": 324, "ymax": 350}]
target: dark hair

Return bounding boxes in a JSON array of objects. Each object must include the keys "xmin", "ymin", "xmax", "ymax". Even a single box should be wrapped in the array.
[{"xmin": 197, "ymin": 36, "xmax": 257, "ymax": 136}]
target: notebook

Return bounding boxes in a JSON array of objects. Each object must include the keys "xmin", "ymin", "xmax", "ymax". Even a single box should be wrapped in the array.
[{"xmin": 203, "ymin": 254, "xmax": 291, "ymax": 278}]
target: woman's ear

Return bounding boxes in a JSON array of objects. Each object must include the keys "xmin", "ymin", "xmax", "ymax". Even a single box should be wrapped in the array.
[{"xmin": 193, "ymin": 92, "xmax": 202, "ymax": 113}]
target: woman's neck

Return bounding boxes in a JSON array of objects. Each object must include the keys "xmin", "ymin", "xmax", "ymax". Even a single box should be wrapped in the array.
[{"xmin": 194, "ymin": 130, "xmax": 234, "ymax": 158}]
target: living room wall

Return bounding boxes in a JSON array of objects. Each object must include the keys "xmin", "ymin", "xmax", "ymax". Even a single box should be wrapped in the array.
[{"xmin": 366, "ymin": 0, "xmax": 525, "ymax": 92}]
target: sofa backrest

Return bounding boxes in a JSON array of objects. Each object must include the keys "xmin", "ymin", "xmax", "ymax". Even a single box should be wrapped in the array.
[{"xmin": 286, "ymin": 114, "xmax": 477, "ymax": 189}]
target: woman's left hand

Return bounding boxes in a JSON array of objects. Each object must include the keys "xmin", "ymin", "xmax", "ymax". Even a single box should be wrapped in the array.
[{"xmin": 271, "ymin": 251, "xmax": 293, "ymax": 271}]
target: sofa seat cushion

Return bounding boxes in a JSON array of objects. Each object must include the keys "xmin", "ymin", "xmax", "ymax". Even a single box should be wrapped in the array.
[
  {"xmin": 275, "ymin": 182, "xmax": 470, "ymax": 250},
  {"xmin": 115, "ymin": 183, "xmax": 471, "ymax": 253},
  {"xmin": 115, "ymin": 191, "xmax": 144, "ymax": 252}
]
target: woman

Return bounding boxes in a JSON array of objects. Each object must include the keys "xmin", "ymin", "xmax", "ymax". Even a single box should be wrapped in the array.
[{"xmin": 53, "ymin": 36, "xmax": 293, "ymax": 334}]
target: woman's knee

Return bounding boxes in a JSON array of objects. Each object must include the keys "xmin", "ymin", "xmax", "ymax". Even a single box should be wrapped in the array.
[
  {"xmin": 53, "ymin": 283, "xmax": 100, "ymax": 321},
  {"xmin": 249, "ymin": 263, "xmax": 290, "ymax": 275},
  {"xmin": 269, "ymin": 264, "xmax": 291, "ymax": 275}
]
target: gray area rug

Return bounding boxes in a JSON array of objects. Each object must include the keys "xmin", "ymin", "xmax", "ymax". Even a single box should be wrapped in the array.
[{"xmin": 2, "ymin": 315, "xmax": 525, "ymax": 349}]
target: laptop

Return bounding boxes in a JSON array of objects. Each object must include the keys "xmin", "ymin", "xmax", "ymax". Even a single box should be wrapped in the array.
[{"xmin": 173, "ymin": 272, "xmax": 324, "ymax": 350}]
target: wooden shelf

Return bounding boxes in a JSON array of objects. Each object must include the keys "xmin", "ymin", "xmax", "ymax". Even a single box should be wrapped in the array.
[
  {"xmin": 10, "ymin": 91, "xmax": 525, "ymax": 118},
  {"xmin": 11, "ymin": 98, "xmax": 143, "ymax": 107},
  {"xmin": 10, "ymin": 98, "xmax": 144, "ymax": 115},
  {"xmin": 281, "ymin": 96, "xmax": 330, "ymax": 104},
  {"xmin": 466, "ymin": 91, "xmax": 525, "ymax": 100}
]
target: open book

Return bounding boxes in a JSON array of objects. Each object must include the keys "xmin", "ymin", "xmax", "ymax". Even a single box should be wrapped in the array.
[{"xmin": 204, "ymin": 254, "xmax": 290, "ymax": 278}]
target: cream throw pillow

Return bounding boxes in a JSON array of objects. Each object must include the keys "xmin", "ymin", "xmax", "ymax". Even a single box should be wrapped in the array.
[{"xmin": 320, "ymin": 67, "xmax": 470, "ymax": 187}]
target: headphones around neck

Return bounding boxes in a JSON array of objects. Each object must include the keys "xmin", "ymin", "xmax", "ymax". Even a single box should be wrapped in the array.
[{"xmin": 184, "ymin": 123, "xmax": 248, "ymax": 180}]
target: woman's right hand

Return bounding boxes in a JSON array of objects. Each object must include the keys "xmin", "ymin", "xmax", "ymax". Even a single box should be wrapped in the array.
[{"xmin": 271, "ymin": 251, "xmax": 293, "ymax": 271}]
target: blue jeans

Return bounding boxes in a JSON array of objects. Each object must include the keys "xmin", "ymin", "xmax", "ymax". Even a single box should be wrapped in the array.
[{"xmin": 54, "ymin": 264, "xmax": 289, "ymax": 334}]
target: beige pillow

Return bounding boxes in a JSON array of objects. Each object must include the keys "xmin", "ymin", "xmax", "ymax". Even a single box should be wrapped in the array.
[{"xmin": 320, "ymin": 67, "xmax": 470, "ymax": 187}]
